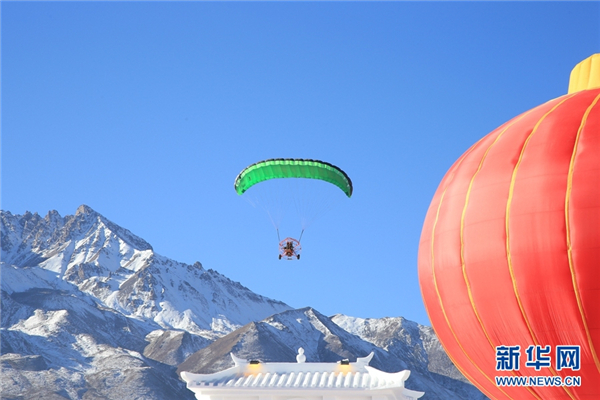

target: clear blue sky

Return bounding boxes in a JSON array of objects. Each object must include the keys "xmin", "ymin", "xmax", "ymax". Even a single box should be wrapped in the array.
[{"xmin": 2, "ymin": 1, "xmax": 599, "ymax": 326}]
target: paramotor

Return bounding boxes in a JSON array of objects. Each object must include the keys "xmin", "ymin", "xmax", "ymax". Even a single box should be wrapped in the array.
[{"xmin": 235, "ymin": 158, "xmax": 352, "ymax": 260}]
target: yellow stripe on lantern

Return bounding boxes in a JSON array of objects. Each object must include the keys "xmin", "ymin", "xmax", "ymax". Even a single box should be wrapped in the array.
[
  {"xmin": 565, "ymin": 93, "xmax": 600, "ymax": 375},
  {"xmin": 505, "ymin": 94, "xmax": 579, "ymax": 400},
  {"xmin": 429, "ymin": 146, "xmax": 516, "ymax": 399},
  {"xmin": 459, "ymin": 111, "xmax": 543, "ymax": 400}
]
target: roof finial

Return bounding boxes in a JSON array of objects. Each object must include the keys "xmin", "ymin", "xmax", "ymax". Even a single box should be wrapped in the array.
[
  {"xmin": 231, "ymin": 353, "xmax": 248, "ymax": 367},
  {"xmin": 296, "ymin": 347, "xmax": 306, "ymax": 363},
  {"xmin": 355, "ymin": 352, "xmax": 375, "ymax": 366}
]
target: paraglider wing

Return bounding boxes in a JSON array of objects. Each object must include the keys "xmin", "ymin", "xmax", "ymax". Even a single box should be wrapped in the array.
[{"xmin": 234, "ymin": 158, "xmax": 353, "ymax": 198}]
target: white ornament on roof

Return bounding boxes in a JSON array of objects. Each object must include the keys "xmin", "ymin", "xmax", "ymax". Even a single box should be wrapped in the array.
[
  {"xmin": 356, "ymin": 351, "xmax": 374, "ymax": 366},
  {"xmin": 296, "ymin": 347, "xmax": 306, "ymax": 363},
  {"xmin": 230, "ymin": 353, "xmax": 248, "ymax": 367}
]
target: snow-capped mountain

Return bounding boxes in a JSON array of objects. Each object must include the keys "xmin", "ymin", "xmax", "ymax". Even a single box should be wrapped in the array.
[
  {"xmin": 1, "ymin": 205, "xmax": 292, "ymax": 399},
  {"xmin": 1, "ymin": 205, "xmax": 485, "ymax": 399},
  {"xmin": 177, "ymin": 307, "xmax": 487, "ymax": 400},
  {"xmin": 1, "ymin": 205, "xmax": 292, "ymax": 338},
  {"xmin": 331, "ymin": 314, "xmax": 470, "ymax": 383},
  {"xmin": 1, "ymin": 286, "xmax": 194, "ymax": 399}
]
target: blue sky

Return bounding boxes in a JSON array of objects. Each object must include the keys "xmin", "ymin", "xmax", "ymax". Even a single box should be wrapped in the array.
[{"xmin": 2, "ymin": 1, "xmax": 599, "ymax": 326}]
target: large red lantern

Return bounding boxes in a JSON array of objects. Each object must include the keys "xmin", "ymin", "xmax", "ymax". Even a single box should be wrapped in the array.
[{"xmin": 418, "ymin": 54, "xmax": 600, "ymax": 399}]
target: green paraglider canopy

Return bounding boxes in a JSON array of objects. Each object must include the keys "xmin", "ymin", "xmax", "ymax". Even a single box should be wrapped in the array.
[{"xmin": 234, "ymin": 158, "xmax": 353, "ymax": 197}]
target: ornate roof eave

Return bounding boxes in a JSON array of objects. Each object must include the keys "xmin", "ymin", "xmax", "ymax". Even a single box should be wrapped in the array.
[
  {"xmin": 364, "ymin": 365, "xmax": 410, "ymax": 388},
  {"xmin": 180, "ymin": 351, "xmax": 423, "ymax": 394}
]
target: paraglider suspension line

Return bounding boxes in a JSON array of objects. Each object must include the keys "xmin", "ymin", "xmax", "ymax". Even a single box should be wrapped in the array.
[
  {"xmin": 298, "ymin": 229, "xmax": 304, "ymax": 243},
  {"xmin": 276, "ymin": 228, "xmax": 281, "ymax": 242}
]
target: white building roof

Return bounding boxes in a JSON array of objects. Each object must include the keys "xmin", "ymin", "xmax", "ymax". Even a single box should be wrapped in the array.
[{"xmin": 180, "ymin": 349, "xmax": 425, "ymax": 400}]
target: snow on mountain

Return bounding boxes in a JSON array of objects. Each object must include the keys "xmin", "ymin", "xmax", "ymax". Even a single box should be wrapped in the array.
[
  {"xmin": 1, "ymin": 286, "xmax": 194, "ymax": 399},
  {"xmin": 1, "ymin": 205, "xmax": 486, "ymax": 399},
  {"xmin": 178, "ymin": 307, "xmax": 487, "ymax": 400},
  {"xmin": 2, "ymin": 348, "xmax": 194, "ymax": 400},
  {"xmin": 1, "ymin": 205, "xmax": 292, "ymax": 338},
  {"xmin": 331, "ymin": 314, "xmax": 486, "ymax": 399},
  {"xmin": 1, "ymin": 205, "xmax": 152, "ymax": 269},
  {"xmin": 1, "ymin": 205, "xmax": 292, "ymax": 399},
  {"xmin": 178, "ymin": 307, "xmax": 373, "ymax": 376},
  {"xmin": 144, "ymin": 329, "xmax": 210, "ymax": 367},
  {"xmin": 331, "ymin": 314, "xmax": 468, "ymax": 382}
]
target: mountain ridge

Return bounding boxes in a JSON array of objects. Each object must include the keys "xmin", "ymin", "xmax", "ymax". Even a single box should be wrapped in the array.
[
  {"xmin": 1, "ymin": 205, "xmax": 486, "ymax": 399},
  {"xmin": 2, "ymin": 205, "xmax": 292, "ymax": 337}
]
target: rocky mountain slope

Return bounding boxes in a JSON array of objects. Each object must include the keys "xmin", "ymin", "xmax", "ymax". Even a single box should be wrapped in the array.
[
  {"xmin": 1, "ymin": 205, "xmax": 292, "ymax": 399},
  {"xmin": 1, "ymin": 205, "xmax": 291, "ymax": 337},
  {"xmin": 177, "ymin": 307, "xmax": 486, "ymax": 400},
  {"xmin": 1, "ymin": 205, "xmax": 486, "ymax": 399}
]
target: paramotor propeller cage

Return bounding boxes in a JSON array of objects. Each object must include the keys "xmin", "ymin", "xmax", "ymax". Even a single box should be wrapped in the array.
[{"xmin": 278, "ymin": 237, "xmax": 302, "ymax": 260}]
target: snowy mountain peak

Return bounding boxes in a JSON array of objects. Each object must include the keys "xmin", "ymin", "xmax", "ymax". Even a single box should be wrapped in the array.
[
  {"xmin": 1, "ymin": 205, "xmax": 486, "ymax": 400},
  {"xmin": 1, "ymin": 205, "xmax": 153, "ymax": 268},
  {"xmin": 177, "ymin": 307, "xmax": 486, "ymax": 400},
  {"xmin": 75, "ymin": 204, "xmax": 95, "ymax": 216},
  {"xmin": 1, "ymin": 206, "xmax": 291, "ymax": 337}
]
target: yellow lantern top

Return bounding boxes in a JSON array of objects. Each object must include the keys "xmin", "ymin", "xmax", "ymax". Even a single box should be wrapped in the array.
[{"xmin": 568, "ymin": 53, "xmax": 600, "ymax": 93}]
